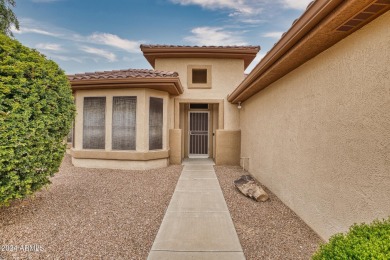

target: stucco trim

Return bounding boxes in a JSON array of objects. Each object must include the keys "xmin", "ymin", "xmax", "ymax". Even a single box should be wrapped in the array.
[
  {"xmin": 187, "ymin": 65, "xmax": 212, "ymax": 89},
  {"xmin": 71, "ymin": 77, "xmax": 184, "ymax": 95},
  {"xmin": 174, "ymin": 98, "xmax": 224, "ymax": 130},
  {"xmin": 70, "ymin": 148, "xmax": 169, "ymax": 161},
  {"xmin": 228, "ymin": 0, "xmax": 390, "ymax": 103}
]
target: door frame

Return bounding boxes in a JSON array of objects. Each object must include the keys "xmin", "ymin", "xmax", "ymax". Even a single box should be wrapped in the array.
[{"xmin": 188, "ymin": 111, "xmax": 210, "ymax": 158}]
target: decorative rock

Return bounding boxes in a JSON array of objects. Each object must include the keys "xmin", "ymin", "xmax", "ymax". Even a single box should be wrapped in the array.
[{"xmin": 234, "ymin": 175, "xmax": 269, "ymax": 202}]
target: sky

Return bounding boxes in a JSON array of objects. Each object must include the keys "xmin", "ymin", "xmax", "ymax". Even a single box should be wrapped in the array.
[{"xmin": 11, "ymin": 0, "xmax": 312, "ymax": 75}]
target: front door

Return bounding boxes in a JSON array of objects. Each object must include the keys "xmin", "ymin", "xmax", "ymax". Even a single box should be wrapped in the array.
[{"xmin": 189, "ymin": 112, "xmax": 209, "ymax": 158}]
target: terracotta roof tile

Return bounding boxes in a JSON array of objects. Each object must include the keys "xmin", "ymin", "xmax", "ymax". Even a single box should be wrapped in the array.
[
  {"xmin": 68, "ymin": 69, "xmax": 178, "ymax": 81},
  {"xmin": 140, "ymin": 44, "xmax": 260, "ymax": 50}
]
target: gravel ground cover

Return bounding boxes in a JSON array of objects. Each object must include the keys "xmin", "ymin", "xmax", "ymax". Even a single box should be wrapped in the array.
[
  {"xmin": 0, "ymin": 155, "xmax": 182, "ymax": 260},
  {"xmin": 214, "ymin": 166, "xmax": 323, "ymax": 260}
]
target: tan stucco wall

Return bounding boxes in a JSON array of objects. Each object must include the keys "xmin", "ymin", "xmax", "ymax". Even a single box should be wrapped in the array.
[
  {"xmin": 156, "ymin": 58, "xmax": 243, "ymax": 130},
  {"xmin": 215, "ymin": 130, "xmax": 241, "ymax": 165},
  {"xmin": 169, "ymin": 129, "xmax": 182, "ymax": 164},
  {"xmin": 72, "ymin": 157, "xmax": 169, "ymax": 170},
  {"xmin": 239, "ymin": 12, "xmax": 390, "ymax": 240}
]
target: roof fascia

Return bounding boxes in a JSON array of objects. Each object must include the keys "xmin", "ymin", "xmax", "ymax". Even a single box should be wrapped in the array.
[
  {"xmin": 228, "ymin": 0, "xmax": 390, "ymax": 103},
  {"xmin": 228, "ymin": 0, "xmax": 343, "ymax": 103},
  {"xmin": 70, "ymin": 77, "xmax": 184, "ymax": 95},
  {"xmin": 141, "ymin": 46, "xmax": 260, "ymax": 69}
]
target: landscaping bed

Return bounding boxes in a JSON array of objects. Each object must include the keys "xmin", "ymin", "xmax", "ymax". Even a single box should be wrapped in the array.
[
  {"xmin": 215, "ymin": 165, "xmax": 323, "ymax": 260},
  {"xmin": 0, "ymin": 155, "xmax": 182, "ymax": 260}
]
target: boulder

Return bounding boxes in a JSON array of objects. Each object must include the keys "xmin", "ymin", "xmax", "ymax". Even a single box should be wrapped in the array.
[{"xmin": 234, "ymin": 175, "xmax": 269, "ymax": 202}]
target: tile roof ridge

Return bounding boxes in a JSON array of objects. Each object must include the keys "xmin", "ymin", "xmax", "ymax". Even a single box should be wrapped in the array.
[
  {"xmin": 67, "ymin": 68, "xmax": 179, "ymax": 80},
  {"xmin": 140, "ymin": 44, "xmax": 260, "ymax": 49}
]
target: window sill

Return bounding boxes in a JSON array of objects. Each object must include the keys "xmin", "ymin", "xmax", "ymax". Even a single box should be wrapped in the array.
[
  {"xmin": 188, "ymin": 83, "xmax": 212, "ymax": 89},
  {"xmin": 70, "ymin": 149, "xmax": 169, "ymax": 161}
]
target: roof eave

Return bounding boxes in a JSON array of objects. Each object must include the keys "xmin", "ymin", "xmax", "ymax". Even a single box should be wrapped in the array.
[
  {"xmin": 141, "ymin": 46, "xmax": 260, "ymax": 69},
  {"xmin": 228, "ymin": 0, "xmax": 390, "ymax": 104},
  {"xmin": 228, "ymin": 0, "xmax": 343, "ymax": 103},
  {"xmin": 70, "ymin": 77, "xmax": 184, "ymax": 95}
]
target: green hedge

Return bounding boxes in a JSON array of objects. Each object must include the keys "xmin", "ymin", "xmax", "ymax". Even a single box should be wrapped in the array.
[
  {"xmin": 0, "ymin": 34, "xmax": 75, "ymax": 205},
  {"xmin": 312, "ymin": 217, "xmax": 390, "ymax": 260}
]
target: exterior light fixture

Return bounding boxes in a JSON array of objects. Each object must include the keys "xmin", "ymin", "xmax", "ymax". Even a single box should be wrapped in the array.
[{"xmin": 237, "ymin": 102, "xmax": 242, "ymax": 109}]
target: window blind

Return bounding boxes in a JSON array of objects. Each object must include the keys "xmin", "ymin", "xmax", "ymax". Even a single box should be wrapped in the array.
[
  {"xmin": 83, "ymin": 97, "xmax": 106, "ymax": 149},
  {"xmin": 67, "ymin": 124, "xmax": 73, "ymax": 143},
  {"xmin": 112, "ymin": 96, "xmax": 137, "ymax": 150},
  {"xmin": 149, "ymin": 97, "xmax": 163, "ymax": 150}
]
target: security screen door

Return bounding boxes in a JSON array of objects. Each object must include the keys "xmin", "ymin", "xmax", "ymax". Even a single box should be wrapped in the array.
[{"xmin": 189, "ymin": 112, "xmax": 209, "ymax": 158}]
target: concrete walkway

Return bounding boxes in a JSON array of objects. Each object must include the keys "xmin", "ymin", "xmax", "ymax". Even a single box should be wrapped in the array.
[{"xmin": 148, "ymin": 158, "xmax": 245, "ymax": 260}]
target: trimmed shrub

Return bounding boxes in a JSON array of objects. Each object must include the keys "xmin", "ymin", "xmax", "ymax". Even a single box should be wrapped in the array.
[
  {"xmin": 0, "ymin": 34, "xmax": 75, "ymax": 205},
  {"xmin": 312, "ymin": 217, "xmax": 390, "ymax": 260}
]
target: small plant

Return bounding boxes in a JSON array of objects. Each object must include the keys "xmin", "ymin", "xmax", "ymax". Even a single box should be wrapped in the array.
[
  {"xmin": 312, "ymin": 217, "xmax": 390, "ymax": 260},
  {"xmin": 0, "ymin": 34, "xmax": 75, "ymax": 205}
]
